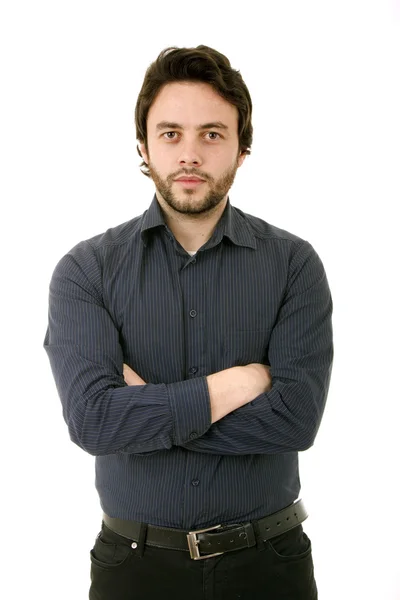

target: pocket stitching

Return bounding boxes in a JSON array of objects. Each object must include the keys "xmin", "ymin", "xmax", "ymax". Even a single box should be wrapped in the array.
[
  {"xmin": 267, "ymin": 534, "xmax": 312, "ymax": 561},
  {"xmin": 90, "ymin": 538, "xmax": 133, "ymax": 570}
]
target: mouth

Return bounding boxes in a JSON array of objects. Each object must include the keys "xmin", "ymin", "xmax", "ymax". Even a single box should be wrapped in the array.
[{"xmin": 174, "ymin": 178, "xmax": 205, "ymax": 187}]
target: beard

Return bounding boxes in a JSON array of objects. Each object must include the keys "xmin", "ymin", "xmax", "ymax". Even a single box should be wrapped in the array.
[{"xmin": 147, "ymin": 158, "xmax": 240, "ymax": 216}]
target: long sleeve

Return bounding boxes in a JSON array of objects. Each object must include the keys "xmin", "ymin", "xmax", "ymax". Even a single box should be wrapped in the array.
[
  {"xmin": 43, "ymin": 241, "xmax": 211, "ymax": 457},
  {"xmin": 180, "ymin": 241, "xmax": 333, "ymax": 455}
]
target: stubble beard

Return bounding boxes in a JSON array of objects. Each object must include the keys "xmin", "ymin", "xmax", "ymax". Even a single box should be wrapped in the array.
[{"xmin": 148, "ymin": 160, "xmax": 239, "ymax": 216}]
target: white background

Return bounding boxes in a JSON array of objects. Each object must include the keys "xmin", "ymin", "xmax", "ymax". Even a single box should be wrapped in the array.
[{"xmin": 1, "ymin": 1, "xmax": 399, "ymax": 598}]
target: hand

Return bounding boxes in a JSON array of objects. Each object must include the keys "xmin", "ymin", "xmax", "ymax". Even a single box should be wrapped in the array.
[
  {"xmin": 207, "ymin": 362, "xmax": 272, "ymax": 424},
  {"xmin": 241, "ymin": 363, "xmax": 272, "ymax": 396},
  {"xmin": 123, "ymin": 363, "xmax": 147, "ymax": 386}
]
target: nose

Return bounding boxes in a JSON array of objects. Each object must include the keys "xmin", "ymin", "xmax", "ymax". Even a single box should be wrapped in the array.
[{"xmin": 178, "ymin": 138, "xmax": 203, "ymax": 167}]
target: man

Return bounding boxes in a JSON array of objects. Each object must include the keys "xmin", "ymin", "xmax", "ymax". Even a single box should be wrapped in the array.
[{"xmin": 44, "ymin": 45, "xmax": 333, "ymax": 599}]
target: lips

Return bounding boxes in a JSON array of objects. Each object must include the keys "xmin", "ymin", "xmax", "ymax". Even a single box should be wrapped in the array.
[{"xmin": 175, "ymin": 177, "xmax": 205, "ymax": 182}]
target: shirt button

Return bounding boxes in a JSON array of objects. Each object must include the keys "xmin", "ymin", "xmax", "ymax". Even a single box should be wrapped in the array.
[
  {"xmin": 189, "ymin": 367, "xmax": 198, "ymax": 375},
  {"xmin": 189, "ymin": 432, "xmax": 197, "ymax": 439},
  {"xmin": 191, "ymin": 479, "xmax": 200, "ymax": 486},
  {"xmin": 189, "ymin": 310, "xmax": 197, "ymax": 318}
]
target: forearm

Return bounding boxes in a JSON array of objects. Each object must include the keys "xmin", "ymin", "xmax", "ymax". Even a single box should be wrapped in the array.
[
  {"xmin": 181, "ymin": 245, "xmax": 334, "ymax": 456},
  {"xmin": 181, "ymin": 363, "xmax": 333, "ymax": 455},
  {"xmin": 206, "ymin": 366, "xmax": 257, "ymax": 423},
  {"xmin": 44, "ymin": 245, "xmax": 212, "ymax": 457},
  {"xmin": 45, "ymin": 345, "xmax": 212, "ymax": 456}
]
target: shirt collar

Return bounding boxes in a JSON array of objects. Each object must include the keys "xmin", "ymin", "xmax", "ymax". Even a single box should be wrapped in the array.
[{"xmin": 140, "ymin": 193, "xmax": 256, "ymax": 251}]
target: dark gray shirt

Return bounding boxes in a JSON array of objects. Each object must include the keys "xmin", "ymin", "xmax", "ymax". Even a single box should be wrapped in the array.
[{"xmin": 44, "ymin": 194, "xmax": 333, "ymax": 529}]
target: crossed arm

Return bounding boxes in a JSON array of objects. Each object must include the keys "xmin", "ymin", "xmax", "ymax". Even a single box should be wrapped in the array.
[
  {"xmin": 122, "ymin": 362, "xmax": 273, "ymax": 425},
  {"xmin": 44, "ymin": 238, "xmax": 333, "ymax": 456}
]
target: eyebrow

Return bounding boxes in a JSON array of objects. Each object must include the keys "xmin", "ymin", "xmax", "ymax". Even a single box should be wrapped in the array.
[{"xmin": 156, "ymin": 121, "xmax": 229, "ymax": 132}]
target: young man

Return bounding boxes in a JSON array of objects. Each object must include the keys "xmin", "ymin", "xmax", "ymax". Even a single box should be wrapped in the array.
[{"xmin": 44, "ymin": 45, "xmax": 333, "ymax": 599}]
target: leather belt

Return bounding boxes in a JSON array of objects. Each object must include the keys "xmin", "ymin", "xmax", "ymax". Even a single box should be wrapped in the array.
[{"xmin": 102, "ymin": 498, "xmax": 308, "ymax": 560}]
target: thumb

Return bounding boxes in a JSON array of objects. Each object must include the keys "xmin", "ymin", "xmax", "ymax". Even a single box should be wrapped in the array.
[{"xmin": 123, "ymin": 363, "xmax": 135, "ymax": 385}]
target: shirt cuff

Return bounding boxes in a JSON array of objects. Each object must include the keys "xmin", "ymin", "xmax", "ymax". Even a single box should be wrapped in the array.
[{"xmin": 166, "ymin": 376, "xmax": 211, "ymax": 445}]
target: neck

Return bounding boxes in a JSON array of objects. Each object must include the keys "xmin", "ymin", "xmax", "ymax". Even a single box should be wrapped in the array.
[{"xmin": 156, "ymin": 192, "xmax": 228, "ymax": 253}]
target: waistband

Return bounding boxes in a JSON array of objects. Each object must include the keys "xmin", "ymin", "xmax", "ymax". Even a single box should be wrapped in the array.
[{"xmin": 102, "ymin": 498, "xmax": 308, "ymax": 560}]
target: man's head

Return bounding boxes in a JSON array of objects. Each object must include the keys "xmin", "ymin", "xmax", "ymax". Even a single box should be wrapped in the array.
[{"xmin": 134, "ymin": 46, "xmax": 253, "ymax": 216}]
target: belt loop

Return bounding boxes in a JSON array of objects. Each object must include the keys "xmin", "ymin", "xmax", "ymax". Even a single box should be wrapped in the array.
[
  {"xmin": 135, "ymin": 522, "xmax": 148, "ymax": 558},
  {"xmin": 250, "ymin": 520, "xmax": 264, "ymax": 552}
]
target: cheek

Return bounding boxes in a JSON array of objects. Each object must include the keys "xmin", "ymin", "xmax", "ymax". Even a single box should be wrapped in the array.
[{"xmin": 149, "ymin": 146, "xmax": 172, "ymax": 166}]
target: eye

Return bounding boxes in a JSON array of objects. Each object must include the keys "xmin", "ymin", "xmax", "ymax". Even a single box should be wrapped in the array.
[
  {"xmin": 206, "ymin": 132, "xmax": 221, "ymax": 140},
  {"xmin": 163, "ymin": 131, "xmax": 179, "ymax": 140}
]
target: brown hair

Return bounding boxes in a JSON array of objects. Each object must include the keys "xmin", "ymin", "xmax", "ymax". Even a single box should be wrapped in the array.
[{"xmin": 134, "ymin": 45, "xmax": 253, "ymax": 177}]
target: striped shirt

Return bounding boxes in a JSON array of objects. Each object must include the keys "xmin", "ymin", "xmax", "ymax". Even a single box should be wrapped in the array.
[{"xmin": 44, "ymin": 194, "xmax": 333, "ymax": 529}]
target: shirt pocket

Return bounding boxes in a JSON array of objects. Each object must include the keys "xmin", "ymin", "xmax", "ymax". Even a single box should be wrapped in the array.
[{"xmin": 222, "ymin": 329, "xmax": 271, "ymax": 367}]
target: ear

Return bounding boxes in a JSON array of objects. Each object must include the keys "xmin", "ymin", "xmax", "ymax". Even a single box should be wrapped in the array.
[
  {"xmin": 237, "ymin": 151, "xmax": 247, "ymax": 168},
  {"xmin": 139, "ymin": 142, "xmax": 149, "ymax": 164}
]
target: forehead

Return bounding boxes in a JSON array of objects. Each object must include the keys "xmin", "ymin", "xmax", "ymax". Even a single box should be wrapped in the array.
[{"xmin": 147, "ymin": 81, "xmax": 238, "ymax": 128}]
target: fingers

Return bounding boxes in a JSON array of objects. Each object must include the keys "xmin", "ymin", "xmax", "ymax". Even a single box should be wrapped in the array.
[
  {"xmin": 123, "ymin": 363, "xmax": 136, "ymax": 385},
  {"xmin": 123, "ymin": 363, "xmax": 147, "ymax": 386}
]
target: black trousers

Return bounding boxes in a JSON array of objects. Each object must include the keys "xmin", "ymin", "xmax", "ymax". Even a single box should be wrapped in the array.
[{"xmin": 89, "ymin": 521, "xmax": 318, "ymax": 599}]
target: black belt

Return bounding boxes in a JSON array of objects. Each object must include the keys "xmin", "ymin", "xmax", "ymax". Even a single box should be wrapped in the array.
[{"xmin": 102, "ymin": 498, "xmax": 308, "ymax": 560}]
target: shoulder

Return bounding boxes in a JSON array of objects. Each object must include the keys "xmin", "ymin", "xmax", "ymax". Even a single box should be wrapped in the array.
[
  {"xmin": 234, "ymin": 205, "xmax": 305, "ymax": 245},
  {"xmin": 50, "ymin": 216, "xmax": 142, "ymax": 290},
  {"xmin": 233, "ymin": 205, "xmax": 313, "ymax": 259},
  {"xmin": 84, "ymin": 215, "xmax": 142, "ymax": 251},
  {"xmin": 62, "ymin": 215, "xmax": 142, "ymax": 263},
  {"xmin": 234, "ymin": 205, "xmax": 326, "ymax": 278}
]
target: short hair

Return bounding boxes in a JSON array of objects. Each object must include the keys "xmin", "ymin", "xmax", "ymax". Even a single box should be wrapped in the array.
[{"xmin": 134, "ymin": 45, "xmax": 253, "ymax": 177}]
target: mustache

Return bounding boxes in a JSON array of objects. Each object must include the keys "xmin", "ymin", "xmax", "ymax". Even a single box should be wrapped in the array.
[{"xmin": 170, "ymin": 170, "xmax": 210, "ymax": 181}]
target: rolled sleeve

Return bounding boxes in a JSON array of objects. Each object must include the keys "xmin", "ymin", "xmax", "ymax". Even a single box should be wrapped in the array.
[{"xmin": 167, "ymin": 376, "xmax": 211, "ymax": 445}]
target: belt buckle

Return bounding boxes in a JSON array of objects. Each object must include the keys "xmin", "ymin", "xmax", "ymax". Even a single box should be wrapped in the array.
[{"xmin": 186, "ymin": 524, "xmax": 224, "ymax": 560}]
